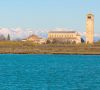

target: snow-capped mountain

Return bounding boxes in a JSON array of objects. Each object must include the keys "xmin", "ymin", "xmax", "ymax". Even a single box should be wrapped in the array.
[{"xmin": 0, "ymin": 27, "xmax": 100, "ymax": 41}]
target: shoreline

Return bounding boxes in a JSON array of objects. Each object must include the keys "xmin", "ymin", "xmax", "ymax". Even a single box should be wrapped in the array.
[{"xmin": 0, "ymin": 52, "xmax": 100, "ymax": 55}]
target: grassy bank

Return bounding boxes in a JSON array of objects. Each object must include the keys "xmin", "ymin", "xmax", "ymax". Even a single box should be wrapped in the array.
[{"xmin": 0, "ymin": 41, "xmax": 100, "ymax": 54}]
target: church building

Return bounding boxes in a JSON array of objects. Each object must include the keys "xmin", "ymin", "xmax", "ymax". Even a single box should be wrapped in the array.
[{"xmin": 48, "ymin": 30, "xmax": 81, "ymax": 44}]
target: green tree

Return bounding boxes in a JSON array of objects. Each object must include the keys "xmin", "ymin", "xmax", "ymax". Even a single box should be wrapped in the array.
[
  {"xmin": 81, "ymin": 38, "xmax": 85, "ymax": 43},
  {"xmin": 7, "ymin": 34, "xmax": 10, "ymax": 41}
]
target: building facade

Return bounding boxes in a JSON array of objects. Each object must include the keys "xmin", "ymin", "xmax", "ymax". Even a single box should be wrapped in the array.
[
  {"xmin": 86, "ymin": 13, "xmax": 94, "ymax": 44},
  {"xmin": 48, "ymin": 31, "xmax": 81, "ymax": 44},
  {"xmin": 22, "ymin": 34, "xmax": 47, "ymax": 44},
  {"xmin": 27, "ymin": 34, "xmax": 41, "ymax": 41}
]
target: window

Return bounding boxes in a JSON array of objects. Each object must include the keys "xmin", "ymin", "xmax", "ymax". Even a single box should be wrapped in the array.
[{"xmin": 88, "ymin": 16, "xmax": 91, "ymax": 19}]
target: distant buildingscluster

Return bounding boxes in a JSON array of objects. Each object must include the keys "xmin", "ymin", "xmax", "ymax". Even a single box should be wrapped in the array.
[{"xmin": 48, "ymin": 13, "xmax": 95, "ymax": 44}]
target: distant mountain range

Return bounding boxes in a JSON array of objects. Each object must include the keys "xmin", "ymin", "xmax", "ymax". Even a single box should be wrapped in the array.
[
  {"xmin": 0, "ymin": 28, "xmax": 48, "ymax": 40},
  {"xmin": 94, "ymin": 37, "xmax": 100, "ymax": 42},
  {"xmin": 0, "ymin": 28, "xmax": 100, "ymax": 41}
]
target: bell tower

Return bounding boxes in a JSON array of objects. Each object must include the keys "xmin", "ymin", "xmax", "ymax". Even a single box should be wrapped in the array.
[{"xmin": 86, "ymin": 13, "xmax": 94, "ymax": 44}]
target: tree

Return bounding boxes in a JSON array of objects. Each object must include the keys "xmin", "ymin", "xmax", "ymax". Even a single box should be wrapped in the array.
[
  {"xmin": 81, "ymin": 38, "xmax": 85, "ymax": 43},
  {"xmin": 66, "ymin": 40, "xmax": 71, "ymax": 44},
  {"xmin": 0, "ymin": 34, "xmax": 6, "ymax": 41},
  {"xmin": 46, "ymin": 39, "xmax": 51, "ymax": 44},
  {"xmin": 7, "ymin": 34, "xmax": 10, "ymax": 41},
  {"xmin": 52, "ymin": 39, "xmax": 57, "ymax": 44},
  {"xmin": 72, "ymin": 41, "xmax": 76, "ymax": 44}
]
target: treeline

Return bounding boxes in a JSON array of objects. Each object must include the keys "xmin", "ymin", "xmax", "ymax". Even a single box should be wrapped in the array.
[
  {"xmin": 46, "ymin": 38, "xmax": 85, "ymax": 44},
  {"xmin": 0, "ymin": 34, "xmax": 10, "ymax": 41}
]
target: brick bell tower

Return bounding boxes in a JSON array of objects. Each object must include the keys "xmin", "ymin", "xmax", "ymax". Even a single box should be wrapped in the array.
[{"xmin": 86, "ymin": 13, "xmax": 94, "ymax": 44}]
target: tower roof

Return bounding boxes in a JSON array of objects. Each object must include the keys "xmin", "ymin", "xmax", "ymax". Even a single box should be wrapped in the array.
[{"xmin": 87, "ymin": 13, "xmax": 94, "ymax": 16}]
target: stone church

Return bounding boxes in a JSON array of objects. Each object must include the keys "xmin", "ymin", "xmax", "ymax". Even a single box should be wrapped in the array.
[
  {"xmin": 48, "ymin": 13, "xmax": 95, "ymax": 44},
  {"xmin": 48, "ymin": 31, "xmax": 81, "ymax": 44}
]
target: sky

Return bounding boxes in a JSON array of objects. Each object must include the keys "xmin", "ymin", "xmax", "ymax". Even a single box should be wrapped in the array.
[{"xmin": 0, "ymin": 0, "xmax": 99, "ymax": 34}]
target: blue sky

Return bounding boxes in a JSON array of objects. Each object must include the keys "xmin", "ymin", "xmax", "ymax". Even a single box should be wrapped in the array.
[{"xmin": 0, "ymin": 0, "xmax": 99, "ymax": 33}]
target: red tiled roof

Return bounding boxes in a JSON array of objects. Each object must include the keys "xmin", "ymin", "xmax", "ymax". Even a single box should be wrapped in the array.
[{"xmin": 27, "ymin": 34, "xmax": 41, "ymax": 39}]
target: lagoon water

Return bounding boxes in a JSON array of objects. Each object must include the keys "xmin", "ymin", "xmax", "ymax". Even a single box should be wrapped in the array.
[{"xmin": 0, "ymin": 54, "xmax": 100, "ymax": 90}]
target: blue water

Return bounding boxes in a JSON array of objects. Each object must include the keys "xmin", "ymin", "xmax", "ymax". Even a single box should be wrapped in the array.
[{"xmin": 0, "ymin": 54, "xmax": 100, "ymax": 90}]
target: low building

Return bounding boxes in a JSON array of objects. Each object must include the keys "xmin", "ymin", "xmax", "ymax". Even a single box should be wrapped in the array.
[
  {"xmin": 27, "ymin": 34, "xmax": 41, "ymax": 42},
  {"xmin": 39, "ymin": 38, "xmax": 47, "ymax": 44},
  {"xmin": 23, "ymin": 34, "xmax": 47, "ymax": 44},
  {"xmin": 21, "ymin": 39, "xmax": 27, "ymax": 42},
  {"xmin": 48, "ymin": 31, "xmax": 81, "ymax": 44}
]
